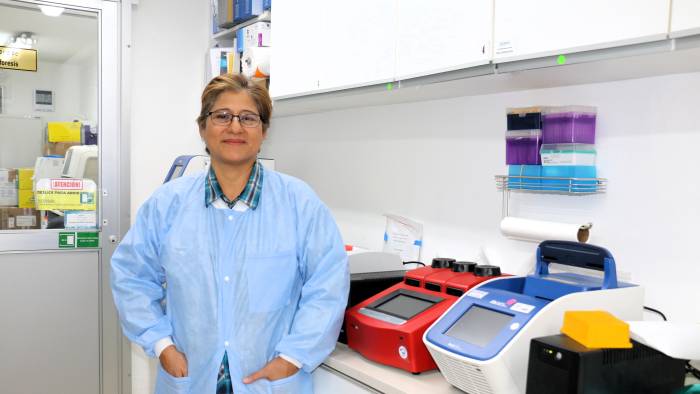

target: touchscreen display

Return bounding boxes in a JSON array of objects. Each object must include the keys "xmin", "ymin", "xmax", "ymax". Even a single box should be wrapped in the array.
[
  {"xmin": 375, "ymin": 294, "xmax": 436, "ymax": 320},
  {"xmin": 445, "ymin": 306, "xmax": 513, "ymax": 348}
]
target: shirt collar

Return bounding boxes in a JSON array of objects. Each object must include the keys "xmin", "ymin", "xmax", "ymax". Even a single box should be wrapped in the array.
[{"xmin": 205, "ymin": 160, "xmax": 263, "ymax": 210}]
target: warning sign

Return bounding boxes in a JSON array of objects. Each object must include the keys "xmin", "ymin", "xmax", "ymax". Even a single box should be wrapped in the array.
[{"xmin": 35, "ymin": 178, "xmax": 96, "ymax": 210}]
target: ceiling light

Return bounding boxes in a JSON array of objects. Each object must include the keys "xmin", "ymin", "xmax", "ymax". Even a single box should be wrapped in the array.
[
  {"xmin": 39, "ymin": 5, "xmax": 65, "ymax": 17},
  {"xmin": 9, "ymin": 32, "xmax": 37, "ymax": 49}
]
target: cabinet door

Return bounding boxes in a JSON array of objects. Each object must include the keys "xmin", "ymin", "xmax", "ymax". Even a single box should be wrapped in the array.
[
  {"xmin": 670, "ymin": 0, "xmax": 700, "ymax": 38},
  {"xmin": 270, "ymin": 0, "xmax": 325, "ymax": 98},
  {"xmin": 395, "ymin": 0, "xmax": 492, "ymax": 80},
  {"xmin": 319, "ymin": 0, "xmax": 396, "ymax": 92},
  {"xmin": 493, "ymin": 0, "xmax": 670, "ymax": 62}
]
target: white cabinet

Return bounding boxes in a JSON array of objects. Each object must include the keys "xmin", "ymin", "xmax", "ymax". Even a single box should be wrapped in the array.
[
  {"xmin": 670, "ymin": 0, "xmax": 700, "ymax": 38},
  {"xmin": 493, "ymin": 0, "xmax": 670, "ymax": 62},
  {"xmin": 395, "ymin": 0, "xmax": 492, "ymax": 80},
  {"xmin": 271, "ymin": 0, "xmax": 395, "ymax": 98},
  {"xmin": 270, "ymin": 0, "xmax": 325, "ymax": 98},
  {"xmin": 320, "ymin": 0, "xmax": 396, "ymax": 92}
]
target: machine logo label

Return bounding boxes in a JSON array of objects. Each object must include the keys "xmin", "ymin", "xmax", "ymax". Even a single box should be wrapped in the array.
[{"xmin": 489, "ymin": 300, "xmax": 507, "ymax": 308}]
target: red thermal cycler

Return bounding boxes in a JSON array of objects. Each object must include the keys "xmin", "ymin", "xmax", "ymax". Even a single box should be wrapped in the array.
[{"xmin": 345, "ymin": 258, "xmax": 505, "ymax": 373}]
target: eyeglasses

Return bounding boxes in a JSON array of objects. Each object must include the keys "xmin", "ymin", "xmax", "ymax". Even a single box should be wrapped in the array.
[{"xmin": 208, "ymin": 110, "xmax": 262, "ymax": 128}]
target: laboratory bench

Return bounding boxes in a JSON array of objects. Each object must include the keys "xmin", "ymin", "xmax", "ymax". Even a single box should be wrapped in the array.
[
  {"xmin": 314, "ymin": 343, "xmax": 700, "ymax": 394},
  {"xmin": 314, "ymin": 343, "xmax": 462, "ymax": 394}
]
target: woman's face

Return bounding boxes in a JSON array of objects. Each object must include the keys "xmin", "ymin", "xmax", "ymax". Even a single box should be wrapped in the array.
[{"xmin": 200, "ymin": 90, "xmax": 266, "ymax": 168}]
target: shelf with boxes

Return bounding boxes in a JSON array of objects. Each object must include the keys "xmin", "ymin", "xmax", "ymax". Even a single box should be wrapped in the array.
[
  {"xmin": 209, "ymin": 0, "xmax": 271, "ymax": 83},
  {"xmin": 1, "ymin": 120, "xmax": 98, "ymax": 231},
  {"xmin": 497, "ymin": 105, "xmax": 607, "ymax": 215}
]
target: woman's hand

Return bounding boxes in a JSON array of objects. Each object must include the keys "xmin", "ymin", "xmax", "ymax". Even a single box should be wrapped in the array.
[
  {"xmin": 243, "ymin": 357, "xmax": 299, "ymax": 384},
  {"xmin": 159, "ymin": 345, "xmax": 188, "ymax": 377}
]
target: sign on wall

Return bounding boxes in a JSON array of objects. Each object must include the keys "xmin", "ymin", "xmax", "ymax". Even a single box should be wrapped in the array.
[{"xmin": 0, "ymin": 46, "xmax": 37, "ymax": 72}]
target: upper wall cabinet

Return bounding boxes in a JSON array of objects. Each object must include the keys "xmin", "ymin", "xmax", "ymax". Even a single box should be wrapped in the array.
[
  {"xmin": 493, "ymin": 0, "xmax": 670, "ymax": 62},
  {"xmin": 670, "ymin": 0, "xmax": 700, "ymax": 38},
  {"xmin": 271, "ymin": 0, "xmax": 396, "ymax": 98},
  {"xmin": 270, "ymin": 0, "xmax": 325, "ymax": 98},
  {"xmin": 395, "ymin": 0, "xmax": 493, "ymax": 80},
  {"xmin": 320, "ymin": 0, "xmax": 396, "ymax": 92}
]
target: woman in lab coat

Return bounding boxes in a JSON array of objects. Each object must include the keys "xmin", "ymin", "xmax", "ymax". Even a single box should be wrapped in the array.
[{"xmin": 111, "ymin": 74, "xmax": 349, "ymax": 394}]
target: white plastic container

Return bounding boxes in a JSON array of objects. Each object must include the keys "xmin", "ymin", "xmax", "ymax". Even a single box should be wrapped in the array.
[{"xmin": 540, "ymin": 143, "xmax": 596, "ymax": 166}]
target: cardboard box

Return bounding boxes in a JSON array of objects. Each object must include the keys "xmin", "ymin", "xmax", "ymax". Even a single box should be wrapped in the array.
[
  {"xmin": 234, "ymin": 0, "xmax": 263, "ymax": 24},
  {"xmin": 0, "ymin": 207, "xmax": 40, "ymax": 229},
  {"xmin": 18, "ymin": 189, "xmax": 35, "ymax": 208},
  {"xmin": 43, "ymin": 141, "xmax": 81, "ymax": 156},
  {"xmin": 0, "ymin": 169, "xmax": 18, "ymax": 206},
  {"xmin": 218, "ymin": 0, "xmax": 235, "ymax": 29},
  {"xmin": 236, "ymin": 21, "xmax": 271, "ymax": 52},
  {"xmin": 18, "ymin": 168, "xmax": 34, "ymax": 190}
]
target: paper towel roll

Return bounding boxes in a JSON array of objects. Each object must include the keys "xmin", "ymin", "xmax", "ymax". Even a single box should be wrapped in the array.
[
  {"xmin": 500, "ymin": 217, "xmax": 591, "ymax": 243},
  {"xmin": 241, "ymin": 47, "xmax": 270, "ymax": 78}
]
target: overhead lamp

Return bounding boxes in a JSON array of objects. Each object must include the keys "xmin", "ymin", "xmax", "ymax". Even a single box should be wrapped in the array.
[
  {"xmin": 9, "ymin": 32, "xmax": 37, "ymax": 49},
  {"xmin": 39, "ymin": 5, "xmax": 65, "ymax": 17}
]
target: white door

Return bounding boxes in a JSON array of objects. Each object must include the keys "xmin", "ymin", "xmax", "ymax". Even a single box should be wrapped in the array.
[
  {"xmin": 493, "ymin": 0, "xmax": 670, "ymax": 62},
  {"xmin": 670, "ymin": 0, "xmax": 700, "ymax": 38},
  {"xmin": 0, "ymin": 1, "xmax": 123, "ymax": 393},
  {"xmin": 395, "ymin": 0, "xmax": 493, "ymax": 81}
]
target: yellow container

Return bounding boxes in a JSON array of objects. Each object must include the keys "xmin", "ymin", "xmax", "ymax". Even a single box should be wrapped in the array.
[
  {"xmin": 47, "ymin": 122, "xmax": 82, "ymax": 143},
  {"xmin": 18, "ymin": 190, "xmax": 35, "ymax": 209},
  {"xmin": 18, "ymin": 168, "xmax": 34, "ymax": 190},
  {"xmin": 561, "ymin": 310, "xmax": 632, "ymax": 349}
]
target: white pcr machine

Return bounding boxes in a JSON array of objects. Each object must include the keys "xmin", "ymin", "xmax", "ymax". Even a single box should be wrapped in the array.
[{"xmin": 423, "ymin": 241, "xmax": 643, "ymax": 394}]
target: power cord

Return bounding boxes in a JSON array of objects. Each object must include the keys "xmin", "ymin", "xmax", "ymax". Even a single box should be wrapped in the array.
[
  {"xmin": 644, "ymin": 305, "xmax": 700, "ymax": 380},
  {"xmin": 403, "ymin": 261, "xmax": 425, "ymax": 267}
]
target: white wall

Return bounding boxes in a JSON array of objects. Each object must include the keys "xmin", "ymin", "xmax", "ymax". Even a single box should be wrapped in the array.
[
  {"xmin": 128, "ymin": 0, "xmax": 209, "ymax": 393},
  {"xmin": 130, "ymin": 0, "xmax": 209, "ymax": 216},
  {"xmin": 264, "ymin": 71, "xmax": 700, "ymax": 324},
  {"xmin": 0, "ymin": 61, "xmax": 85, "ymax": 122}
]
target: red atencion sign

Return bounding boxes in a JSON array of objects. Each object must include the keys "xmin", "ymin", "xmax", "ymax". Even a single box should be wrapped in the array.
[{"xmin": 50, "ymin": 178, "xmax": 84, "ymax": 190}]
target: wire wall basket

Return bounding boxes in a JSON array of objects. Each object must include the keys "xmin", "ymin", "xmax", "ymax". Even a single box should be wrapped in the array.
[{"xmin": 495, "ymin": 175, "xmax": 608, "ymax": 195}]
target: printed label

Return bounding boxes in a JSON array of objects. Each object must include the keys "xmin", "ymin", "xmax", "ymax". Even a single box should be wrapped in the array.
[
  {"xmin": 15, "ymin": 215, "xmax": 36, "ymax": 227},
  {"xmin": 51, "ymin": 178, "xmax": 83, "ymax": 190},
  {"xmin": 398, "ymin": 346, "xmax": 408, "ymax": 360},
  {"xmin": 510, "ymin": 303, "xmax": 535, "ymax": 314},
  {"xmin": 467, "ymin": 289, "xmax": 488, "ymax": 299}
]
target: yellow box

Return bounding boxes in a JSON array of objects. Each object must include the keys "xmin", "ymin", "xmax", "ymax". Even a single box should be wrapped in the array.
[
  {"xmin": 18, "ymin": 190, "xmax": 35, "ymax": 209},
  {"xmin": 47, "ymin": 122, "xmax": 82, "ymax": 143},
  {"xmin": 18, "ymin": 168, "xmax": 34, "ymax": 190},
  {"xmin": 561, "ymin": 310, "xmax": 632, "ymax": 349}
]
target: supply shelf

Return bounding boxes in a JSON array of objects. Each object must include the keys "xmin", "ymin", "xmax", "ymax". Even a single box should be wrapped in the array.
[
  {"xmin": 495, "ymin": 174, "xmax": 607, "ymax": 218},
  {"xmin": 495, "ymin": 174, "xmax": 607, "ymax": 195}
]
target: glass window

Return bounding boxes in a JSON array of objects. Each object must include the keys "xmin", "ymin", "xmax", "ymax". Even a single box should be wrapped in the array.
[{"xmin": 0, "ymin": 3, "xmax": 98, "ymax": 231}]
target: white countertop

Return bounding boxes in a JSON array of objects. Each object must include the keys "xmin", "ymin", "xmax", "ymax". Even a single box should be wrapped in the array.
[{"xmin": 322, "ymin": 343, "xmax": 462, "ymax": 394}]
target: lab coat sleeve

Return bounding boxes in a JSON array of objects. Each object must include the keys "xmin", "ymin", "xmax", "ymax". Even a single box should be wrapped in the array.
[
  {"xmin": 110, "ymin": 195, "xmax": 171, "ymax": 358},
  {"xmin": 274, "ymin": 200, "xmax": 349, "ymax": 371}
]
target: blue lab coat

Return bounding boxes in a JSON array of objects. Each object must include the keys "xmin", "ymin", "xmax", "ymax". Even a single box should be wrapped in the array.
[{"xmin": 111, "ymin": 169, "xmax": 349, "ymax": 393}]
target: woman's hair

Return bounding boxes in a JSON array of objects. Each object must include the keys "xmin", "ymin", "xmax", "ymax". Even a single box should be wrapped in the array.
[{"xmin": 196, "ymin": 74, "xmax": 272, "ymax": 132}]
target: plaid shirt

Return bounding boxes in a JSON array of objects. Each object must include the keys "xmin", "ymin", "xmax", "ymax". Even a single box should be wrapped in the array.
[{"xmin": 205, "ymin": 160, "xmax": 263, "ymax": 210}]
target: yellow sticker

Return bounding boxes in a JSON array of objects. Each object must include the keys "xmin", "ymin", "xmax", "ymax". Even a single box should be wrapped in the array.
[
  {"xmin": 34, "ymin": 178, "xmax": 96, "ymax": 211},
  {"xmin": 0, "ymin": 46, "xmax": 37, "ymax": 72},
  {"xmin": 47, "ymin": 122, "xmax": 82, "ymax": 143}
]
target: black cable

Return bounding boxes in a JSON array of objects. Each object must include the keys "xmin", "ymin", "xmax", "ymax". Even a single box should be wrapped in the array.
[
  {"xmin": 643, "ymin": 306, "xmax": 700, "ymax": 379},
  {"xmin": 643, "ymin": 306, "xmax": 667, "ymax": 321},
  {"xmin": 403, "ymin": 261, "xmax": 425, "ymax": 267},
  {"xmin": 686, "ymin": 362, "xmax": 700, "ymax": 380}
]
